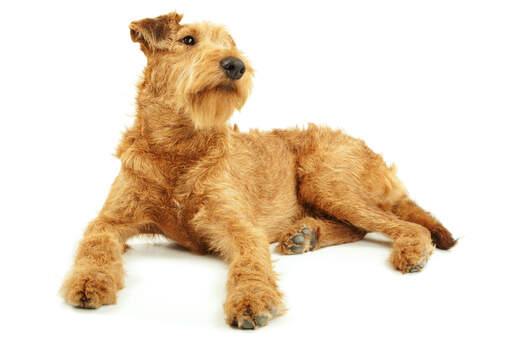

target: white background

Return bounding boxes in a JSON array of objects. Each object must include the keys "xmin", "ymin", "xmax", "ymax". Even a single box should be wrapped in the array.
[{"xmin": 1, "ymin": 0, "xmax": 511, "ymax": 340}]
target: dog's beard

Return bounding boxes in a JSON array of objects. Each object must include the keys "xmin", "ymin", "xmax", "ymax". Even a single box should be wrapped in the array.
[{"xmin": 187, "ymin": 82, "xmax": 250, "ymax": 129}]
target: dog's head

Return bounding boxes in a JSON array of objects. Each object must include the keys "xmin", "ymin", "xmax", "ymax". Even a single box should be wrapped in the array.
[{"xmin": 130, "ymin": 12, "xmax": 253, "ymax": 129}]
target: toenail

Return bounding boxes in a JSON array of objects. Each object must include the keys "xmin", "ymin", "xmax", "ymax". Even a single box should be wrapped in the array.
[
  {"xmin": 408, "ymin": 267, "xmax": 420, "ymax": 273},
  {"xmin": 292, "ymin": 235, "xmax": 305, "ymax": 244},
  {"xmin": 270, "ymin": 308, "xmax": 276, "ymax": 316},
  {"xmin": 301, "ymin": 227, "xmax": 311, "ymax": 236},
  {"xmin": 290, "ymin": 245, "xmax": 305, "ymax": 253},
  {"xmin": 241, "ymin": 319, "xmax": 254, "ymax": 329},
  {"xmin": 255, "ymin": 315, "xmax": 268, "ymax": 326}
]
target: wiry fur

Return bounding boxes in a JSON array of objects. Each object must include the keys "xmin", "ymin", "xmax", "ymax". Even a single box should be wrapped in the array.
[{"xmin": 60, "ymin": 12, "xmax": 456, "ymax": 329}]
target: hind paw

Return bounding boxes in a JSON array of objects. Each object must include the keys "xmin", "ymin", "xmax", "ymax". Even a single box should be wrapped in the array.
[
  {"xmin": 390, "ymin": 236, "xmax": 434, "ymax": 273},
  {"xmin": 279, "ymin": 225, "xmax": 318, "ymax": 255}
]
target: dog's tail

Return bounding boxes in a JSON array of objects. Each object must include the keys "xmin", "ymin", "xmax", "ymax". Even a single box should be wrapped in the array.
[{"xmin": 392, "ymin": 198, "xmax": 457, "ymax": 250}]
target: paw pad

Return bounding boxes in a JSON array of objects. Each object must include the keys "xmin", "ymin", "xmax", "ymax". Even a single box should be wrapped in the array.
[
  {"xmin": 292, "ymin": 235, "xmax": 305, "ymax": 244},
  {"xmin": 281, "ymin": 225, "xmax": 318, "ymax": 254}
]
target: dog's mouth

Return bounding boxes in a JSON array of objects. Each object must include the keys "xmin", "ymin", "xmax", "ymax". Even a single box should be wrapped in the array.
[
  {"xmin": 195, "ymin": 82, "xmax": 237, "ymax": 98},
  {"xmin": 214, "ymin": 82, "xmax": 237, "ymax": 92}
]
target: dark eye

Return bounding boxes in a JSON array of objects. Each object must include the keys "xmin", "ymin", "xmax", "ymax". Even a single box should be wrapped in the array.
[{"xmin": 180, "ymin": 36, "xmax": 195, "ymax": 45}]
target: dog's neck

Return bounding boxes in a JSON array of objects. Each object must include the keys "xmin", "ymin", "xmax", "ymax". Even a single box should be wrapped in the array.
[{"xmin": 133, "ymin": 97, "xmax": 230, "ymax": 157}]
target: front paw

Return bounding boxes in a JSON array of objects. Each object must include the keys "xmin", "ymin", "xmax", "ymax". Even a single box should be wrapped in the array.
[
  {"xmin": 60, "ymin": 265, "xmax": 121, "ymax": 309},
  {"xmin": 224, "ymin": 282, "xmax": 284, "ymax": 329}
]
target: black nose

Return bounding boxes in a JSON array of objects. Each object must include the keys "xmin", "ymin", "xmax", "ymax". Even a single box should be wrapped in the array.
[{"xmin": 220, "ymin": 57, "xmax": 246, "ymax": 80}]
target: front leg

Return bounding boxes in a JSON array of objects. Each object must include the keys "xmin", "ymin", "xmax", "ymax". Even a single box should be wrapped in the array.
[
  {"xmin": 60, "ymin": 219, "xmax": 139, "ymax": 308},
  {"xmin": 60, "ymin": 171, "xmax": 157, "ymax": 308},
  {"xmin": 192, "ymin": 207, "xmax": 284, "ymax": 329},
  {"xmin": 224, "ymin": 233, "xmax": 284, "ymax": 329}
]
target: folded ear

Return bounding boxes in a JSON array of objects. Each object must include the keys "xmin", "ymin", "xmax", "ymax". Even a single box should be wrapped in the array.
[{"xmin": 129, "ymin": 12, "xmax": 183, "ymax": 53}]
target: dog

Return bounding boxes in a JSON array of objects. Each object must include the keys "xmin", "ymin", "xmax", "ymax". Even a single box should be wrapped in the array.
[{"xmin": 60, "ymin": 12, "xmax": 456, "ymax": 329}]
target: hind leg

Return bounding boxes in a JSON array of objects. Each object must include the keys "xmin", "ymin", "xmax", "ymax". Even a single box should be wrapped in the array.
[
  {"xmin": 304, "ymin": 196, "xmax": 433, "ymax": 272},
  {"xmin": 289, "ymin": 126, "xmax": 441, "ymax": 272},
  {"xmin": 300, "ymin": 176, "xmax": 434, "ymax": 273},
  {"xmin": 278, "ymin": 217, "xmax": 366, "ymax": 255},
  {"xmin": 280, "ymin": 125, "xmax": 451, "ymax": 272},
  {"xmin": 391, "ymin": 198, "xmax": 456, "ymax": 250}
]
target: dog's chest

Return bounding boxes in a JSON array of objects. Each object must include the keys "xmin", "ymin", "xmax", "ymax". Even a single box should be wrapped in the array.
[{"xmin": 149, "ymin": 159, "xmax": 210, "ymax": 252}]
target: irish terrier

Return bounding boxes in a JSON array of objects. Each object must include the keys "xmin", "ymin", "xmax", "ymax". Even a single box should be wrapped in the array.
[{"xmin": 60, "ymin": 12, "xmax": 456, "ymax": 329}]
